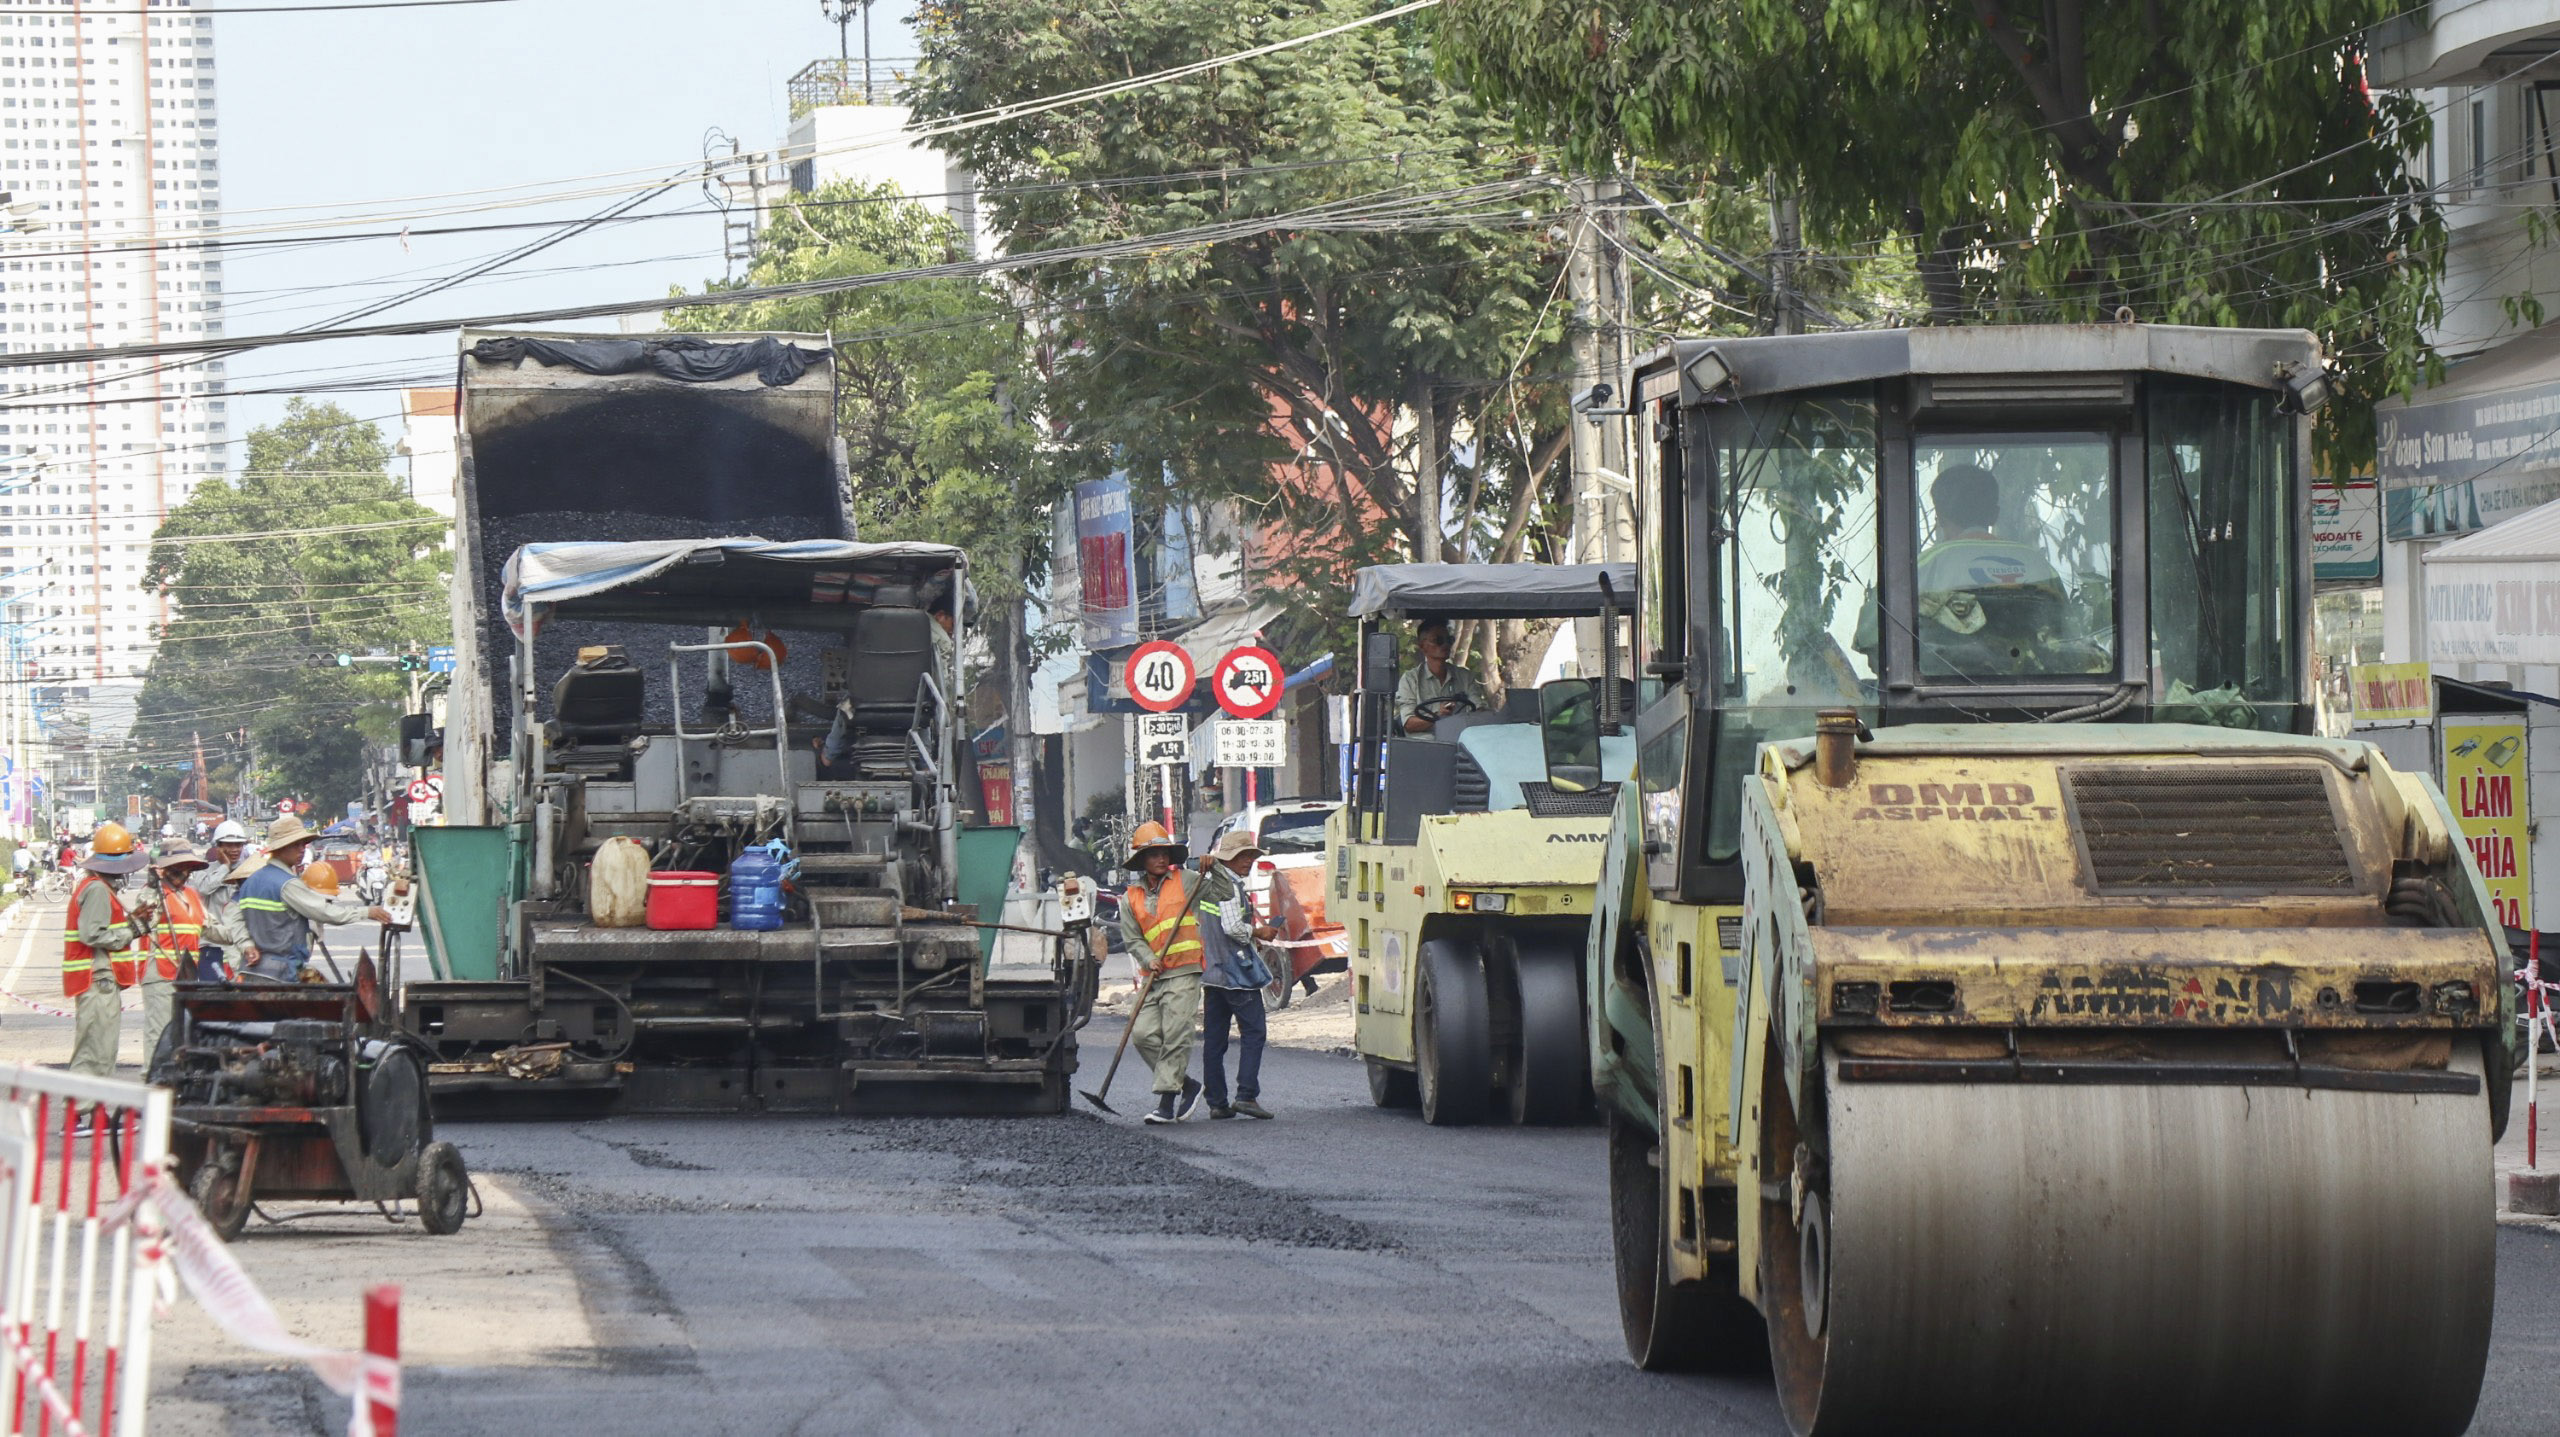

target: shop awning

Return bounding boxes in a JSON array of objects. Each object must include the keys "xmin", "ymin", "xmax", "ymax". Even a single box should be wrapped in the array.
[{"xmin": 2418, "ymin": 496, "xmax": 2560, "ymax": 664}]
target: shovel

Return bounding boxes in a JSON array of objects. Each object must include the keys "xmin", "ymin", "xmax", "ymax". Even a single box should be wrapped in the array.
[{"xmin": 1078, "ymin": 862, "xmax": 1211, "ymax": 1116}]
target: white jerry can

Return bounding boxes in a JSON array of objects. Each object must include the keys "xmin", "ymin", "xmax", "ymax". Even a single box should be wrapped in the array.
[{"xmin": 589, "ymin": 835, "xmax": 652, "ymax": 928}]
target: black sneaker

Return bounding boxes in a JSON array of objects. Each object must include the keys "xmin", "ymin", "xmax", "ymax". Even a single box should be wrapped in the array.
[
  {"xmin": 1231, "ymin": 1099, "xmax": 1274, "ymax": 1120},
  {"xmin": 1208, "ymin": 1104, "xmax": 1236, "ymax": 1120},
  {"xmin": 1143, "ymin": 1094, "xmax": 1179, "ymax": 1126},
  {"xmin": 1174, "ymin": 1077, "xmax": 1204, "ymax": 1121}
]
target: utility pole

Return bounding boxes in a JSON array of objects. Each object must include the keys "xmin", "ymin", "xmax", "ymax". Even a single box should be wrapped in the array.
[
  {"xmin": 1769, "ymin": 188, "xmax": 1804, "ymax": 337},
  {"xmin": 1566, "ymin": 176, "xmax": 1636, "ymax": 675}
]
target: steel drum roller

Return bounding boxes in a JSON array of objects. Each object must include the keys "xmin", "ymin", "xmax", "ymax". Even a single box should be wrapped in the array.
[{"xmin": 1773, "ymin": 1047, "xmax": 2494, "ymax": 1436}]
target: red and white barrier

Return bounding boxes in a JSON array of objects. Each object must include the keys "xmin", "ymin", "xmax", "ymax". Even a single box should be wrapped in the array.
[
  {"xmin": 100, "ymin": 1170, "xmax": 396, "ymax": 1437},
  {"xmin": 0, "ymin": 1066, "xmax": 171, "ymax": 1437}
]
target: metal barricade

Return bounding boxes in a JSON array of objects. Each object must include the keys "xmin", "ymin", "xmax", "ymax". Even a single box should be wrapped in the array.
[{"xmin": 0, "ymin": 1066, "xmax": 171, "ymax": 1437}]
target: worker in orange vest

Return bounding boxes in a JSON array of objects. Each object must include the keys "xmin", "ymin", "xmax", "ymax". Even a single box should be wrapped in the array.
[
  {"xmin": 1119, "ymin": 821, "xmax": 1205, "ymax": 1124},
  {"xmin": 62, "ymin": 822, "xmax": 150, "ymax": 1077},
  {"xmin": 138, "ymin": 843, "xmax": 210, "ymax": 1067}
]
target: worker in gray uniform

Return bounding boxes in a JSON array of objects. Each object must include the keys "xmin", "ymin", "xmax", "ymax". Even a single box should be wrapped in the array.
[
  {"xmin": 188, "ymin": 818, "xmax": 250, "ymax": 980},
  {"xmin": 234, "ymin": 817, "xmax": 388, "ymax": 981}
]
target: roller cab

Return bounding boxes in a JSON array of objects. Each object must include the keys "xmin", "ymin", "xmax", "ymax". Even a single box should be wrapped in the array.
[
  {"xmin": 1333, "ymin": 561, "xmax": 1636, "ymax": 1125},
  {"xmin": 1593, "ymin": 325, "xmax": 2517, "ymax": 1435}
]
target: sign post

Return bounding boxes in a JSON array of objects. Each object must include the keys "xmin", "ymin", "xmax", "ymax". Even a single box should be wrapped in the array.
[
  {"xmin": 1212, "ymin": 646, "xmax": 1284, "ymax": 807},
  {"xmin": 1125, "ymin": 642, "xmax": 1196, "ymax": 830}
]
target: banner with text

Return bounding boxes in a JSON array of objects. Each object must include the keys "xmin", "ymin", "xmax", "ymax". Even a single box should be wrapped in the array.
[
  {"xmin": 2422, "ymin": 559, "xmax": 2560, "ymax": 666},
  {"xmin": 2312, "ymin": 477, "xmax": 2381, "ymax": 581},
  {"xmin": 2350, "ymin": 662, "xmax": 2431, "ymax": 723},
  {"xmin": 2442, "ymin": 714, "xmax": 2530, "ymax": 929},
  {"xmin": 2379, "ymin": 376, "xmax": 2560, "ymax": 541}
]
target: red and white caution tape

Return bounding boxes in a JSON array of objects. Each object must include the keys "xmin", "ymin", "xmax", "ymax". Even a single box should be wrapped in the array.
[
  {"xmin": 1260, "ymin": 932, "xmax": 1348, "ymax": 953},
  {"xmin": 0, "ymin": 987, "xmax": 140, "ymax": 1020},
  {"xmin": 3, "ymin": 1317, "xmax": 92, "ymax": 1436},
  {"xmin": 105, "ymin": 1167, "xmax": 397, "ymax": 1436}
]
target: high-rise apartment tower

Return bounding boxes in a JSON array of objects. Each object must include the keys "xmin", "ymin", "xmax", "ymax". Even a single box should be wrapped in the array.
[{"xmin": 0, "ymin": 0, "xmax": 224, "ymax": 762}]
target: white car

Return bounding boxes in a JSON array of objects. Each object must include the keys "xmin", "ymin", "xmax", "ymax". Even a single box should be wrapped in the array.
[
  {"xmin": 1210, "ymin": 797, "xmax": 1338, "ymax": 905},
  {"xmin": 1209, "ymin": 798, "xmax": 1344, "ymax": 1001}
]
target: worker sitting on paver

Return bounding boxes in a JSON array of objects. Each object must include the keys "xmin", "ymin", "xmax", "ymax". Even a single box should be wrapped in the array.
[
  {"xmin": 1120, "ymin": 821, "xmax": 1205, "ymax": 1125},
  {"xmin": 1194, "ymin": 829, "xmax": 1279, "ymax": 1120}
]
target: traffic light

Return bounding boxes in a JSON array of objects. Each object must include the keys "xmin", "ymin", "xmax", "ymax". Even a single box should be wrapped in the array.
[{"xmin": 396, "ymin": 652, "xmax": 425, "ymax": 672}]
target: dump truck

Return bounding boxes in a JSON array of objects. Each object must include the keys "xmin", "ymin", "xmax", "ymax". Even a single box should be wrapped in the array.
[
  {"xmin": 1332, "ymin": 561, "xmax": 1634, "ymax": 1124},
  {"xmin": 1588, "ymin": 324, "xmax": 2515, "ymax": 1435},
  {"xmin": 399, "ymin": 330, "xmax": 1094, "ymax": 1114}
]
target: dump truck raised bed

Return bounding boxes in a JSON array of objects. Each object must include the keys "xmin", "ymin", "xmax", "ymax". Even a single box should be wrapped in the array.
[
  {"xmin": 401, "ymin": 331, "xmax": 1093, "ymax": 1115},
  {"xmin": 1589, "ymin": 324, "xmax": 2515, "ymax": 1435}
]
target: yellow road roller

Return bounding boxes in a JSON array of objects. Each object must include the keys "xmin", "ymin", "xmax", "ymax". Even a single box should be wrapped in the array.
[{"xmin": 1586, "ymin": 324, "xmax": 2518, "ymax": 1435}]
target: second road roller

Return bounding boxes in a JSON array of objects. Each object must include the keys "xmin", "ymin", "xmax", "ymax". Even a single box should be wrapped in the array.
[{"xmin": 1580, "ymin": 323, "xmax": 2517, "ymax": 1434}]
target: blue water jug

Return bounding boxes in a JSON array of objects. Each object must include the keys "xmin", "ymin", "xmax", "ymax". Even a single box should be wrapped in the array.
[{"xmin": 729, "ymin": 842, "xmax": 791, "ymax": 931}]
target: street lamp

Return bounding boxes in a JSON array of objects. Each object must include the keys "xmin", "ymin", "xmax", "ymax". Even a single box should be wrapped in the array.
[{"xmin": 818, "ymin": 0, "xmax": 875, "ymax": 104}]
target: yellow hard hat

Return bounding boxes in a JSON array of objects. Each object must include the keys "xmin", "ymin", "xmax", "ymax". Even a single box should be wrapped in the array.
[
  {"xmin": 90, "ymin": 821, "xmax": 137, "ymax": 856},
  {"xmin": 1128, "ymin": 821, "xmax": 1185, "ymax": 863},
  {"xmin": 299, "ymin": 860, "xmax": 341, "ymax": 896}
]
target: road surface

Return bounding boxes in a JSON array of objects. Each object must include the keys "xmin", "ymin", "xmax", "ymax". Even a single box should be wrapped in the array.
[{"xmin": 0, "ymin": 901, "xmax": 2548, "ymax": 1433}]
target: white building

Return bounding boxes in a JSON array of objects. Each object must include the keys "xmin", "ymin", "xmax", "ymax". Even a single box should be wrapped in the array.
[
  {"xmin": 0, "ymin": 0, "xmax": 226, "ymax": 748},
  {"xmin": 2368, "ymin": 5, "xmax": 2560, "ymax": 675},
  {"xmin": 777, "ymin": 61, "xmax": 989, "ymax": 259},
  {"xmin": 396, "ymin": 385, "xmax": 456, "ymax": 521}
]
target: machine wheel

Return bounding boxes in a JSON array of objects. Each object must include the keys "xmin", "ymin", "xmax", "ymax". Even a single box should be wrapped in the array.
[
  {"xmin": 1609, "ymin": 1099, "xmax": 1763, "ymax": 1370},
  {"xmin": 415, "ymin": 1141, "xmax": 469, "ymax": 1236},
  {"xmin": 1505, "ymin": 940, "xmax": 1590, "ymax": 1126},
  {"xmin": 1414, "ymin": 938, "xmax": 1492, "ymax": 1126},
  {"xmin": 1365, "ymin": 1056, "xmax": 1418, "ymax": 1109},
  {"xmin": 190, "ymin": 1150, "xmax": 252, "ymax": 1243}
]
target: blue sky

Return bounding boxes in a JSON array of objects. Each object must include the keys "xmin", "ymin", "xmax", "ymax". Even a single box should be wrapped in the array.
[{"xmin": 209, "ymin": 0, "xmax": 917, "ymax": 454}]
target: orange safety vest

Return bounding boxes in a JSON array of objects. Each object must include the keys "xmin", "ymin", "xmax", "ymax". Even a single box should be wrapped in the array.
[
  {"xmin": 1125, "ymin": 872, "xmax": 1204, "ymax": 973},
  {"xmin": 61, "ymin": 874, "xmax": 135, "ymax": 995},
  {"xmin": 143, "ymin": 883, "xmax": 204, "ymax": 982}
]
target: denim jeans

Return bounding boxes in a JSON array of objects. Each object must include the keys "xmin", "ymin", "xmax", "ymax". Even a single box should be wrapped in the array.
[{"xmin": 1200, "ymin": 984, "xmax": 1266, "ymax": 1108}]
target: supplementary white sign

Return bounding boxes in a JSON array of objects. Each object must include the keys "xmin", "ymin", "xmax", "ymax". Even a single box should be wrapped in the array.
[
  {"xmin": 1214, "ymin": 718, "xmax": 1286, "ymax": 768},
  {"xmin": 1138, "ymin": 713, "xmax": 1191, "ymax": 766}
]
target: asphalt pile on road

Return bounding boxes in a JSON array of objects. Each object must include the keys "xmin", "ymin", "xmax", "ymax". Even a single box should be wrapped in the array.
[{"xmin": 853, "ymin": 1113, "xmax": 1391, "ymax": 1251}]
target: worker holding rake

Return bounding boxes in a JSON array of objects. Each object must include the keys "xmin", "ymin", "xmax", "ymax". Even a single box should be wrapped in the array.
[{"xmin": 1119, "ymin": 822, "xmax": 1205, "ymax": 1125}]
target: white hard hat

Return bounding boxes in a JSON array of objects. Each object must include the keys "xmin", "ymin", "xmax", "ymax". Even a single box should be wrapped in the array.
[{"xmin": 212, "ymin": 820, "xmax": 249, "ymax": 843}]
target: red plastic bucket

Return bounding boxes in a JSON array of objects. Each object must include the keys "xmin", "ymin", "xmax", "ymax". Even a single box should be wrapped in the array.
[{"xmin": 645, "ymin": 871, "xmax": 719, "ymax": 930}]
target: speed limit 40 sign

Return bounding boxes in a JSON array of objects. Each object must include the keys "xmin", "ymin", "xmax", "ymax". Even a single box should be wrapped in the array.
[{"xmin": 1125, "ymin": 640, "xmax": 1196, "ymax": 713}]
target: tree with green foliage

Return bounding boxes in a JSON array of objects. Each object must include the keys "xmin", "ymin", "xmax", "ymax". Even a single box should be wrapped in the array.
[
  {"xmin": 1438, "ymin": 0, "xmax": 2442, "ymax": 469},
  {"xmin": 131, "ymin": 398, "xmax": 450, "ymax": 815},
  {"xmin": 909, "ymin": 0, "xmax": 1583, "ymax": 615},
  {"xmin": 667, "ymin": 180, "xmax": 1055, "ymax": 608}
]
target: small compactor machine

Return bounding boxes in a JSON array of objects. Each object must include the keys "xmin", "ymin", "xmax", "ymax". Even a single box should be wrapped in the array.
[
  {"xmin": 1333, "ymin": 561, "xmax": 1635, "ymax": 1124},
  {"xmin": 1588, "ymin": 324, "xmax": 2517, "ymax": 1435}
]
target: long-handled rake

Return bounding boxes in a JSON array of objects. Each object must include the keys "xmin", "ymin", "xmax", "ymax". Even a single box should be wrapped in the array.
[{"xmin": 1078, "ymin": 865, "xmax": 1209, "ymax": 1115}]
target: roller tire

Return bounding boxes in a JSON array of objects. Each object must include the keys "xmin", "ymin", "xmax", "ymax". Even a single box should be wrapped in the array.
[
  {"xmin": 1365, "ymin": 1056, "xmax": 1418, "ymax": 1109},
  {"xmin": 1506, "ymin": 941, "xmax": 1591, "ymax": 1125},
  {"xmin": 190, "ymin": 1151, "xmax": 252, "ymax": 1243},
  {"xmin": 1609, "ymin": 1102, "xmax": 1764, "ymax": 1372},
  {"xmin": 1414, "ymin": 938, "xmax": 1493, "ymax": 1126},
  {"xmin": 415, "ymin": 1141, "xmax": 469, "ymax": 1236}
]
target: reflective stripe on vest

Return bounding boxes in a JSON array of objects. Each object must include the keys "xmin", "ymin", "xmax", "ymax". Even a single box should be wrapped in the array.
[
  {"xmin": 61, "ymin": 873, "xmax": 130, "ymax": 996},
  {"xmin": 144, "ymin": 886, "xmax": 206, "ymax": 980},
  {"xmin": 1125, "ymin": 873, "xmax": 1204, "ymax": 970}
]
